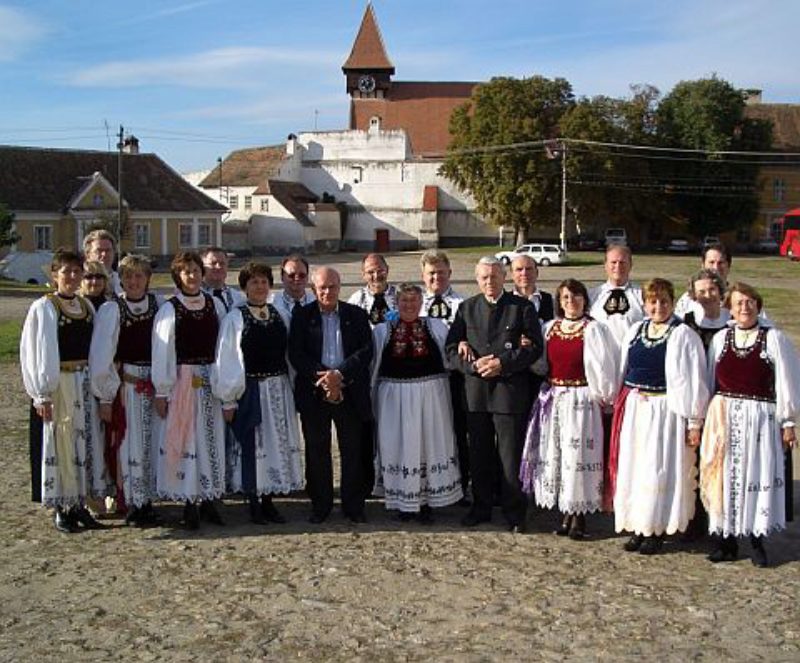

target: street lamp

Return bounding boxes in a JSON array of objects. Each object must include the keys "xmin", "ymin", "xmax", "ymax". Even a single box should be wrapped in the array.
[{"xmin": 545, "ymin": 140, "xmax": 568, "ymax": 253}]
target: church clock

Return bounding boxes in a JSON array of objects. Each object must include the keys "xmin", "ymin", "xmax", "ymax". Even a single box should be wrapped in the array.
[{"xmin": 357, "ymin": 75, "xmax": 376, "ymax": 94}]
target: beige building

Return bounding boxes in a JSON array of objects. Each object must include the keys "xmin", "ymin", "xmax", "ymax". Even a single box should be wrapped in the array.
[{"xmin": 0, "ymin": 142, "xmax": 226, "ymax": 261}]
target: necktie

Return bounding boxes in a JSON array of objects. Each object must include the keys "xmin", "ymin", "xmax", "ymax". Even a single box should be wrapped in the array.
[
  {"xmin": 212, "ymin": 288, "xmax": 229, "ymax": 312},
  {"xmin": 428, "ymin": 295, "xmax": 451, "ymax": 320},
  {"xmin": 603, "ymin": 288, "xmax": 630, "ymax": 316},
  {"xmin": 370, "ymin": 292, "xmax": 389, "ymax": 325}
]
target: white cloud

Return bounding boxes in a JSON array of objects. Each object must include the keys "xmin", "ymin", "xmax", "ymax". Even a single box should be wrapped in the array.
[
  {"xmin": 66, "ymin": 46, "xmax": 341, "ymax": 89},
  {"xmin": 0, "ymin": 6, "xmax": 48, "ymax": 62}
]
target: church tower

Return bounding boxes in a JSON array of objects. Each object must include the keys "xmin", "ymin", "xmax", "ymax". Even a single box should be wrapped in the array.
[{"xmin": 342, "ymin": 3, "xmax": 395, "ymax": 99}]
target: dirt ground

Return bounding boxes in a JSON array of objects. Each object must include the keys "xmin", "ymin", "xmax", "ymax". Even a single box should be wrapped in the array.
[{"xmin": 2, "ymin": 253, "xmax": 799, "ymax": 661}]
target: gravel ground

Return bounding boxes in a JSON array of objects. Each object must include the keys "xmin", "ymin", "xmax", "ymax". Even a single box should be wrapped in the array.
[{"xmin": 2, "ymin": 252, "xmax": 799, "ymax": 661}]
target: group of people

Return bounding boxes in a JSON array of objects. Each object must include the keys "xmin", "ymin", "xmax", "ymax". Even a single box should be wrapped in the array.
[{"xmin": 20, "ymin": 232, "xmax": 799, "ymax": 567}]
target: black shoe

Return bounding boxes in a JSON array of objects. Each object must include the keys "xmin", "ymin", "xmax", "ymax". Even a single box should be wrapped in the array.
[
  {"xmin": 639, "ymin": 535, "xmax": 664, "ymax": 555},
  {"xmin": 750, "ymin": 535, "xmax": 769, "ymax": 568},
  {"xmin": 249, "ymin": 497, "xmax": 268, "ymax": 525},
  {"xmin": 261, "ymin": 496, "xmax": 286, "ymax": 524},
  {"xmin": 568, "ymin": 514, "xmax": 586, "ymax": 541},
  {"xmin": 54, "ymin": 509, "xmax": 78, "ymax": 533},
  {"xmin": 183, "ymin": 502, "xmax": 200, "ymax": 530},
  {"xmin": 461, "ymin": 511, "xmax": 491, "ymax": 527},
  {"xmin": 125, "ymin": 507, "xmax": 143, "ymax": 528},
  {"xmin": 456, "ymin": 496, "xmax": 472, "ymax": 508},
  {"xmin": 555, "ymin": 514, "xmax": 572, "ymax": 536},
  {"xmin": 139, "ymin": 502, "xmax": 161, "ymax": 526},
  {"xmin": 199, "ymin": 500, "xmax": 225, "ymax": 525},
  {"xmin": 73, "ymin": 506, "xmax": 108, "ymax": 530},
  {"xmin": 624, "ymin": 533, "xmax": 645, "ymax": 552},
  {"xmin": 348, "ymin": 511, "xmax": 367, "ymax": 524},
  {"xmin": 308, "ymin": 510, "xmax": 329, "ymax": 524},
  {"xmin": 418, "ymin": 505, "xmax": 434, "ymax": 525},
  {"xmin": 707, "ymin": 536, "xmax": 738, "ymax": 563},
  {"xmin": 397, "ymin": 511, "xmax": 415, "ymax": 523}
]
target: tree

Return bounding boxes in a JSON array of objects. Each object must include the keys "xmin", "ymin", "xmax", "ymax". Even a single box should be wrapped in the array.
[
  {"xmin": 656, "ymin": 76, "xmax": 773, "ymax": 237},
  {"xmin": 440, "ymin": 76, "xmax": 574, "ymax": 244},
  {"xmin": 0, "ymin": 203, "xmax": 20, "ymax": 248}
]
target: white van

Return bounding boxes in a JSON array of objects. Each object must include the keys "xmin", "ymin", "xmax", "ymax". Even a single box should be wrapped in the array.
[{"xmin": 604, "ymin": 228, "xmax": 628, "ymax": 247}]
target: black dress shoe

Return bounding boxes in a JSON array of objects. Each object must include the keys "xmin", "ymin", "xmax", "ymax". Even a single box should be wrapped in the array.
[
  {"xmin": 125, "ymin": 507, "xmax": 143, "ymax": 528},
  {"xmin": 248, "ymin": 497, "xmax": 268, "ymax": 525},
  {"xmin": 461, "ymin": 511, "xmax": 491, "ymax": 527},
  {"xmin": 73, "ymin": 506, "xmax": 108, "ymax": 530},
  {"xmin": 348, "ymin": 511, "xmax": 367, "ymax": 524},
  {"xmin": 418, "ymin": 505, "xmax": 434, "ymax": 525},
  {"xmin": 555, "ymin": 514, "xmax": 572, "ymax": 536},
  {"xmin": 199, "ymin": 500, "xmax": 225, "ymax": 525},
  {"xmin": 261, "ymin": 496, "xmax": 287, "ymax": 524},
  {"xmin": 397, "ymin": 511, "xmax": 415, "ymax": 523},
  {"xmin": 750, "ymin": 535, "xmax": 769, "ymax": 568},
  {"xmin": 139, "ymin": 502, "xmax": 162, "ymax": 526},
  {"xmin": 308, "ymin": 511, "xmax": 329, "ymax": 524},
  {"xmin": 183, "ymin": 502, "xmax": 200, "ymax": 530},
  {"xmin": 623, "ymin": 533, "xmax": 645, "ymax": 552},
  {"xmin": 568, "ymin": 514, "xmax": 586, "ymax": 541},
  {"xmin": 54, "ymin": 509, "xmax": 78, "ymax": 533},
  {"xmin": 456, "ymin": 496, "xmax": 472, "ymax": 508},
  {"xmin": 707, "ymin": 536, "xmax": 738, "ymax": 563},
  {"xmin": 639, "ymin": 534, "xmax": 664, "ymax": 555}
]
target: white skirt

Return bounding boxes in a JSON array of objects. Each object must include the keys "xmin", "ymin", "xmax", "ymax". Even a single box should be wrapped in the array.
[
  {"xmin": 701, "ymin": 395, "xmax": 786, "ymax": 537},
  {"xmin": 41, "ymin": 369, "xmax": 107, "ymax": 507},
  {"xmin": 613, "ymin": 390, "xmax": 696, "ymax": 536},
  {"xmin": 375, "ymin": 375, "xmax": 463, "ymax": 511},
  {"xmin": 524, "ymin": 385, "xmax": 604, "ymax": 514},
  {"xmin": 117, "ymin": 364, "xmax": 162, "ymax": 508},
  {"xmin": 156, "ymin": 364, "xmax": 226, "ymax": 502},
  {"xmin": 226, "ymin": 375, "xmax": 304, "ymax": 495}
]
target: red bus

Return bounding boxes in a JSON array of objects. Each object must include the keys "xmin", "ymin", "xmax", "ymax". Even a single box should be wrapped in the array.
[{"xmin": 779, "ymin": 208, "xmax": 800, "ymax": 260}]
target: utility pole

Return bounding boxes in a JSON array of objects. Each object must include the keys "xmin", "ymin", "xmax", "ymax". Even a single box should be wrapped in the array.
[
  {"xmin": 116, "ymin": 124, "xmax": 124, "ymax": 244},
  {"xmin": 560, "ymin": 140, "xmax": 567, "ymax": 253},
  {"xmin": 217, "ymin": 156, "xmax": 223, "ymax": 203}
]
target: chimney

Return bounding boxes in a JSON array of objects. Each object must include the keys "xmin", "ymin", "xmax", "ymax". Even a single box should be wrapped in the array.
[
  {"xmin": 123, "ymin": 135, "xmax": 140, "ymax": 154},
  {"xmin": 286, "ymin": 133, "xmax": 298, "ymax": 156}
]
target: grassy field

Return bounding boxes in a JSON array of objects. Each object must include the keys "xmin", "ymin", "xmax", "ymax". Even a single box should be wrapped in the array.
[{"xmin": 0, "ymin": 320, "xmax": 21, "ymax": 363}]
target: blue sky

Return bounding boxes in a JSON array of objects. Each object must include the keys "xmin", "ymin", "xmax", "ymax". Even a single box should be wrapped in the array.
[{"xmin": 1, "ymin": 0, "xmax": 796, "ymax": 172}]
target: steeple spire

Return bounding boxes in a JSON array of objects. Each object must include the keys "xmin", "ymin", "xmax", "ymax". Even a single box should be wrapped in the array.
[{"xmin": 342, "ymin": 3, "xmax": 395, "ymax": 73}]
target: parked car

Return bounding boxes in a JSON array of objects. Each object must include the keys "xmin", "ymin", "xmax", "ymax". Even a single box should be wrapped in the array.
[
  {"xmin": 572, "ymin": 234, "xmax": 601, "ymax": 251},
  {"xmin": 751, "ymin": 238, "xmax": 779, "ymax": 254},
  {"xmin": 604, "ymin": 227, "xmax": 627, "ymax": 248},
  {"xmin": 666, "ymin": 237, "xmax": 691, "ymax": 253},
  {"xmin": 495, "ymin": 243, "xmax": 567, "ymax": 266},
  {"xmin": 0, "ymin": 250, "xmax": 53, "ymax": 285},
  {"xmin": 701, "ymin": 235, "xmax": 721, "ymax": 250}
]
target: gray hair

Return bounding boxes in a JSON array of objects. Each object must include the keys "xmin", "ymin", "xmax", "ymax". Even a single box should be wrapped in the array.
[
  {"xmin": 475, "ymin": 256, "xmax": 504, "ymax": 275},
  {"xmin": 688, "ymin": 268, "xmax": 725, "ymax": 300},
  {"xmin": 396, "ymin": 282, "xmax": 423, "ymax": 297}
]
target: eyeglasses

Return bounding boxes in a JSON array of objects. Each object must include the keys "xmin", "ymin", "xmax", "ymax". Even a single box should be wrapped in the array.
[{"xmin": 83, "ymin": 274, "xmax": 106, "ymax": 281}]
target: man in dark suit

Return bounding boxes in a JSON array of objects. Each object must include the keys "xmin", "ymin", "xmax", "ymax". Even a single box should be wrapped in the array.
[
  {"xmin": 288, "ymin": 266, "xmax": 373, "ymax": 524},
  {"xmin": 510, "ymin": 254, "xmax": 554, "ymax": 322},
  {"xmin": 446, "ymin": 257, "xmax": 543, "ymax": 532}
]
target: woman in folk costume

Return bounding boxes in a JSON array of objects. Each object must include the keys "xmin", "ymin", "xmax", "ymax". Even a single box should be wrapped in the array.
[
  {"xmin": 152, "ymin": 252, "xmax": 227, "ymax": 529},
  {"xmin": 607, "ymin": 278, "xmax": 709, "ymax": 555},
  {"xmin": 701, "ymin": 282, "xmax": 800, "ymax": 567},
  {"xmin": 21, "ymin": 249, "xmax": 107, "ymax": 533},
  {"xmin": 90, "ymin": 254, "xmax": 163, "ymax": 527},
  {"xmin": 212, "ymin": 262, "xmax": 303, "ymax": 524},
  {"xmin": 520, "ymin": 279, "xmax": 617, "ymax": 540},
  {"xmin": 680, "ymin": 268, "xmax": 731, "ymax": 351},
  {"xmin": 80, "ymin": 259, "xmax": 112, "ymax": 313},
  {"xmin": 371, "ymin": 283, "xmax": 462, "ymax": 523}
]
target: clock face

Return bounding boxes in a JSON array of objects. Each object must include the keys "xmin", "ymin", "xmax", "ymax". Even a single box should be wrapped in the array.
[{"xmin": 357, "ymin": 75, "xmax": 376, "ymax": 93}]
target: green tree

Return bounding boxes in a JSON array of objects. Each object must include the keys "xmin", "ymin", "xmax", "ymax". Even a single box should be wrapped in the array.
[
  {"xmin": 0, "ymin": 203, "xmax": 20, "ymax": 248},
  {"xmin": 440, "ymin": 76, "xmax": 574, "ymax": 244},
  {"xmin": 656, "ymin": 76, "xmax": 773, "ymax": 237}
]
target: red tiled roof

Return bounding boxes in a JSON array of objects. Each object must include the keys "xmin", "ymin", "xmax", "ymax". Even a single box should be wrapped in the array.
[
  {"xmin": 199, "ymin": 145, "xmax": 286, "ymax": 189},
  {"xmin": 0, "ymin": 145, "xmax": 225, "ymax": 213},
  {"xmin": 744, "ymin": 103, "xmax": 800, "ymax": 151},
  {"xmin": 349, "ymin": 81, "xmax": 477, "ymax": 156},
  {"xmin": 342, "ymin": 3, "xmax": 394, "ymax": 72}
]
